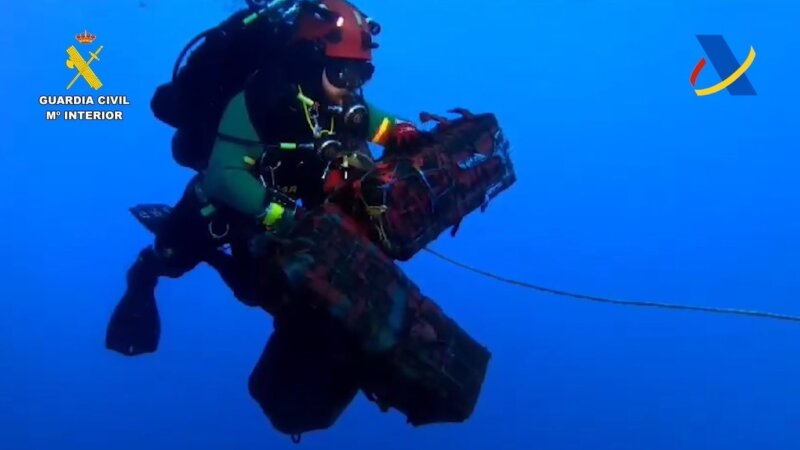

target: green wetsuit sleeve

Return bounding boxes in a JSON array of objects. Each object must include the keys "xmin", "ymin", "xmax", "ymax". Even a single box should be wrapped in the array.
[
  {"xmin": 366, "ymin": 102, "xmax": 406, "ymax": 146},
  {"xmin": 202, "ymin": 92, "xmax": 268, "ymax": 218}
]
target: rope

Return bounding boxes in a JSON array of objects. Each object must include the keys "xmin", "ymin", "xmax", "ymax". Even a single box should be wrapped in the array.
[{"xmin": 423, "ymin": 248, "xmax": 800, "ymax": 324}]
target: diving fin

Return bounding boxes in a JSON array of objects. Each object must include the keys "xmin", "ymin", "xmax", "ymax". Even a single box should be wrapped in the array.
[
  {"xmin": 105, "ymin": 289, "xmax": 160, "ymax": 356},
  {"xmin": 105, "ymin": 248, "xmax": 162, "ymax": 356},
  {"xmin": 129, "ymin": 203, "xmax": 173, "ymax": 235}
]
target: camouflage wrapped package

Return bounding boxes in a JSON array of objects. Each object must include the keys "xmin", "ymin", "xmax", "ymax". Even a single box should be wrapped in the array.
[
  {"xmin": 255, "ymin": 203, "xmax": 490, "ymax": 428},
  {"xmin": 248, "ymin": 306, "xmax": 361, "ymax": 440},
  {"xmin": 352, "ymin": 111, "xmax": 515, "ymax": 261},
  {"xmin": 247, "ymin": 109, "xmax": 514, "ymax": 436}
]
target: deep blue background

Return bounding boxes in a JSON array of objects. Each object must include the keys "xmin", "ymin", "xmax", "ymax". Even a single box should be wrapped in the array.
[{"xmin": 3, "ymin": 1, "xmax": 799, "ymax": 449}]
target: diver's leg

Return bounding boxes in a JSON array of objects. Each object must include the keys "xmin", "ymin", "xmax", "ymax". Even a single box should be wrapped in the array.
[
  {"xmin": 105, "ymin": 245, "xmax": 204, "ymax": 357},
  {"xmin": 106, "ymin": 181, "xmax": 206, "ymax": 356},
  {"xmin": 205, "ymin": 248, "xmax": 259, "ymax": 307},
  {"xmin": 105, "ymin": 236, "xmax": 208, "ymax": 357}
]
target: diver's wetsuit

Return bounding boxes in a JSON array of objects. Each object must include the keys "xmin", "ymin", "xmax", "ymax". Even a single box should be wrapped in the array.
[
  {"xmin": 106, "ymin": 61, "xmax": 401, "ymax": 356},
  {"xmin": 202, "ymin": 61, "xmax": 398, "ymax": 220}
]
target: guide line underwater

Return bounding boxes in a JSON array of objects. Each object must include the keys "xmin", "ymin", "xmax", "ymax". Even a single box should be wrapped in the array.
[{"xmin": 423, "ymin": 248, "xmax": 800, "ymax": 324}]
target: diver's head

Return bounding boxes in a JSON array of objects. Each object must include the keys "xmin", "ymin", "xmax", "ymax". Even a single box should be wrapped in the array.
[
  {"xmin": 292, "ymin": 0, "xmax": 379, "ymax": 103},
  {"xmin": 321, "ymin": 58, "xmax": 374, "ymax": 103}
]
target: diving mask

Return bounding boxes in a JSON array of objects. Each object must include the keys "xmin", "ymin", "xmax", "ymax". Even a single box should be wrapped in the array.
[{"xmin": 325, "ymin": 58, "xmax": 374, "ymax": 90}]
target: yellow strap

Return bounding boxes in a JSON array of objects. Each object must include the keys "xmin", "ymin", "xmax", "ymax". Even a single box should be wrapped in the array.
[{"xmin": 371, "ymin": 117, "xmax": 392, "ymax": 145}]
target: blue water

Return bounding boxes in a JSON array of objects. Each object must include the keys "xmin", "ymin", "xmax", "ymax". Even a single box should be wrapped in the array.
[{"xmin": 3, "ymin": 0, "xmax": 799, "ymax": 449}]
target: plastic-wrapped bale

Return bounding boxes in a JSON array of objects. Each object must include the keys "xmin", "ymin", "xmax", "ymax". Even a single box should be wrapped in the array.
[
  {"xmin": 248, "ymin": 308, "xmax": 361, "ymax": 440},
  {"xmin": 257, "ymin": 203, "xmax": 491, "ymax": 426},
  {"xmin": 354, "ymin": 111, "xmax": 515, "ymax": 261}
]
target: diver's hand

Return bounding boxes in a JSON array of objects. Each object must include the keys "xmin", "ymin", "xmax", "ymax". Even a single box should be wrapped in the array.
[{"xmin": 249, "ymin": 206, "xmax": 297, "ymax": 258}]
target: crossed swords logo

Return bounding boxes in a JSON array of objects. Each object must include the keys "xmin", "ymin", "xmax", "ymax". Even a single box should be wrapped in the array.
[{"xmin": 66, "ymin": 44, "xmax": 104, "ymax": 90}]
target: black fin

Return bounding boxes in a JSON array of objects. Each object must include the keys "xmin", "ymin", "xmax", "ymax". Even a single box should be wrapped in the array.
[
  {"xmin": 105, "ymin": 284, "xmax": 160, "ymax": 356},
  {"xmin": 129, "ymin": 204, "xmax": 173, "ymax": 235}
]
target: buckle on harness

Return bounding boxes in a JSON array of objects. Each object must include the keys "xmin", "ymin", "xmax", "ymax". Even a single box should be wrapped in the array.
[{"xmin": 208, "ymin": 220, "xmax": 230, "ymax": 239}]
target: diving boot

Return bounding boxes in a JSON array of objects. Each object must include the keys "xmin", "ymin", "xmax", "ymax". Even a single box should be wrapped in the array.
[{"xmin": 105, "ymin": 247, "xmax": 162, "ymax": 356}]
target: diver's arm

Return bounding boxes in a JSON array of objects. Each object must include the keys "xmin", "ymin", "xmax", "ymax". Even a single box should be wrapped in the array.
[
  {"xmin": 203, "ymin": 92, "xmax": 269, "ymax": 218},
  {"xmin": 365, "ymin": 102, "xmax": 410, "ymax": 146}
]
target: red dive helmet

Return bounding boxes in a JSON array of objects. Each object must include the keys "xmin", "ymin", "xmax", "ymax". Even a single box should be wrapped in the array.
[{"xmin": 293, "ymin": 0, "xmax": 380, "ymax": 89}]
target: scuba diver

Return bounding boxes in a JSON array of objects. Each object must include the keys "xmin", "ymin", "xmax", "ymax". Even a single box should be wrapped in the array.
[
  {"xmin": 106, "ymin": 0, "xmax": 417, "ymax": 355},
  {"xmin": 106, "ymin": 0, "xmax": 434, "ymax": 440},
  {"xmin": 107, "ymin": 0, "xmax": 502, "ymax": 441}
]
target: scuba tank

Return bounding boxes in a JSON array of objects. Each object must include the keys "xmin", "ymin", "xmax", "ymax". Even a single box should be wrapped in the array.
[
  {"xmin": 150, "ymin": 0, "xmax": 381, "ymax": 172},
  {"xmin": 150, "ymin": 2, "xmax": 324, "ymax": 170}
]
